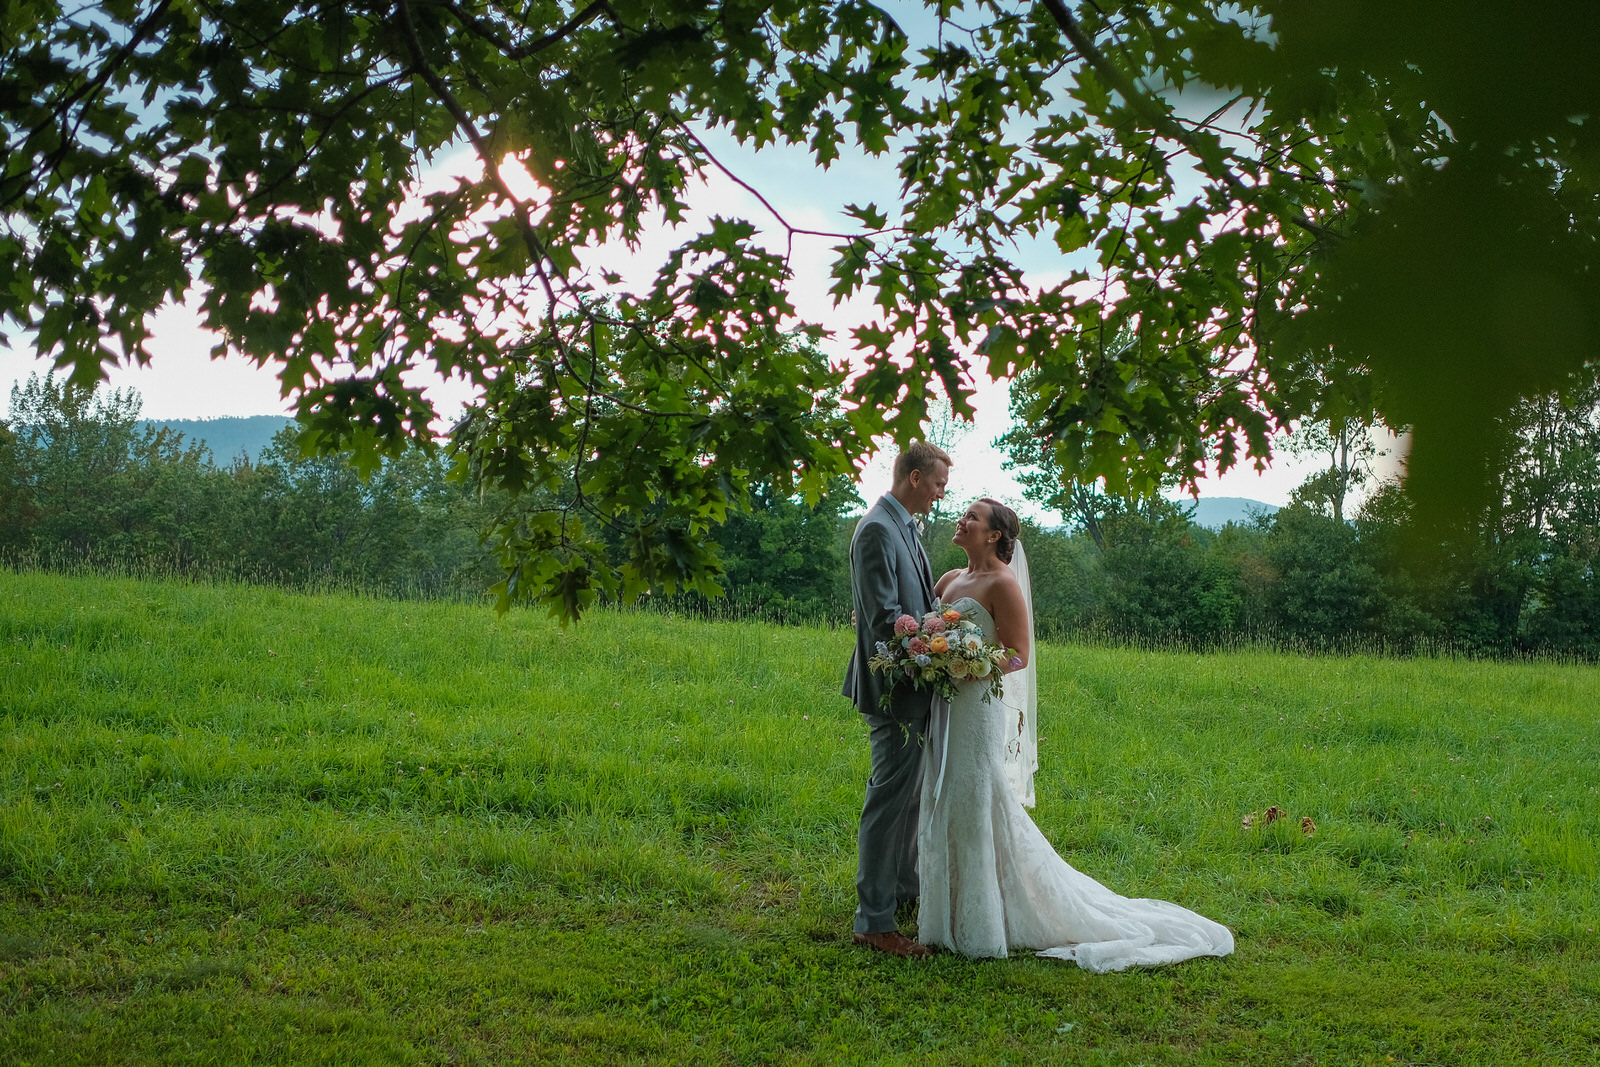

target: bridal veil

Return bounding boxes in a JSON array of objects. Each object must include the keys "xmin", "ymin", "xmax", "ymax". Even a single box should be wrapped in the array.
[{"xmin": 1001, "ymin": 539, "xmax": 1037, "ymax": 808}]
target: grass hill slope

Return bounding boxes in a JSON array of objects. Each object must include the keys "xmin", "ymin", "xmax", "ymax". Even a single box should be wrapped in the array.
[{"xmin": 3, "ymin": 569, "xmax": 1597, "ymax": 1064}]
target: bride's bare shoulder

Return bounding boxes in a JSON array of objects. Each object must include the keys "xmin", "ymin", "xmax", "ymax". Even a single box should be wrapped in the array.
[
  {"xmin": 971, "ymin": 564, "xmax": 1019, "ymax": 598},
  {"xmin": 944, "ymin": 566, "xmax": 1014, "ymax": 616},
  {"xmin": 982, "ymin": 565, "xmax": 1025, "ymax": 615}
]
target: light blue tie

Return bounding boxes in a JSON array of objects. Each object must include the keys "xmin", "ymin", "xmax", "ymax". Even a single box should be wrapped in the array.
[{"xmin": 909, "ymin": 520, "xmax": 932, "ymax": 590}]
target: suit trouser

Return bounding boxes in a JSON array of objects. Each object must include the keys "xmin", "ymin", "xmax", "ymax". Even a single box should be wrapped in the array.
[{"xmin": 854, "ymin": 709, "xmax": 928, "ymax": 934}]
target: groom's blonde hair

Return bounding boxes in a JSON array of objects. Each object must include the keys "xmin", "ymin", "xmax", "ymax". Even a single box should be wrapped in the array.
[{"xmin": 893, "ymin": 440, "xmax": 952, "ymax": 482}]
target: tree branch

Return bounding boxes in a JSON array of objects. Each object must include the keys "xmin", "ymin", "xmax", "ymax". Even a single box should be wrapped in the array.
[
  {"xmin": 42, "ymin": 0, "xmax": 174, "ymax": 128},
  {"xmin": 440, "ymin": 0, "xmax": 615, "ymax": 61},
  {"xmin": 1036, "ymin": 0, "xmax": 1334, "ymax": 243},
  {"xmin": 394, "ymin": 0, "xmax": 565, "ymax": 313},
  {"xmin": 512, "ymin": 0, "xmax": 615, "ymax": 58},
  {"xmin": 5, "ymin": 0, "xmax": 175, "ymax": 213},
  {"xmin": 676, "ymin": 124, "xmax": 894, "ymax": 262}
]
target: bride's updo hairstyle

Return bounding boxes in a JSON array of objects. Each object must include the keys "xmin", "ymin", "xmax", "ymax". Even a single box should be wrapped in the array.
[{"xmin": 978, "ymin": 498, "xmax": 1021, "ymax": 564}]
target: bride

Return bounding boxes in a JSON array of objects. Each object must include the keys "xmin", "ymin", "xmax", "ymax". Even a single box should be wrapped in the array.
[{"xmin": 919, "ymin": 498, "xmax": 1234, "ymax": 971}]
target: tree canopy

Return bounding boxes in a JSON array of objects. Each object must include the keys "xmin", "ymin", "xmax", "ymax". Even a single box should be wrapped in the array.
[{"xmin": 7, "ymin": 0, "xmax": 1600, "ymax": 615}]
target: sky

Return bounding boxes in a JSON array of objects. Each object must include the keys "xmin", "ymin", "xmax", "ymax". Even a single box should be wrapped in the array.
[{"xmin": 0, "ymin": 56, "xmax": 1398, "ymax": 523}]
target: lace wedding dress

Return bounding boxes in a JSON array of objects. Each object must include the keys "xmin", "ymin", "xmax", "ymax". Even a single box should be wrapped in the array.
[{"xmin": 917, "ymin": 597, "xmax": 1235, "ymax": 972}]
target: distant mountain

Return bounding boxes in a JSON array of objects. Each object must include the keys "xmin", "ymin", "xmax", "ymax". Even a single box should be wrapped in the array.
[
  {"xmin": 1186, "ymin": 496, "xmax": 1279, "ymax": 529},
  {"xmin": 138, "ymin": 415, "xmax": 293, "ymax": 464}
]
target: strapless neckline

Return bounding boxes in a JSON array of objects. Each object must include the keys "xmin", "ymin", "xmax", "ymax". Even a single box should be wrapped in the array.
[
  {"xmin": 945, "ymin": 596, "xmax": 993, "ymax": 624},
  {"xmin": 944, "ymin": 596, "xmax": 996, "ymax": 639}
]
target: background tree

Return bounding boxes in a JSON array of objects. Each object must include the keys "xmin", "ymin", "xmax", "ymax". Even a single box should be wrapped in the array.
[
  {"xmin": 1492, "ymin": 385, "xmax": 1600, "ymax": 547},
  {"xmin": 0, "ymin": 412, "xmax": 33, "ymax": 556},
  {"xmin": 3, "ymin": 373, "xmax": 226, "ymax": 566},
  {"xmin": 1265, "ymin": 506, "xmax": 1381, "ymax": 646},
  {"xmin": 686, "ymin": 475, "xmax": 860, "ymax": 622},
  {"xmin": 1284, "ymin": 415, "xmax": 1391, "ymax": 524},
  {"xmin": 998, "ymin": 444, "xmax": 1115, "ymax": 550},
  {"xmin": 999, "ymin": 363, "xmax": 1190, "ymax": 553},
  {"xmin": 918, "ymin": 390, "xmax": 971, "ymax": 524}
]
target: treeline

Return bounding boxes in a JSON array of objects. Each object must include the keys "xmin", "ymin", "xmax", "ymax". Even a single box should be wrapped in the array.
[
  {"xmin": 0, "ymin": 373, "xmax": 856, "ymax": 614},
  {"xmin": 6, "ymin": 373, "xmax": 1600, "ymax": 658},
  {"xmin": 927, "ymin": 494, "xmax": 1600, "ymax": 658},
  {"xmin": 1, "ymin": 375, "xmax": 506, "ymax": 598}
]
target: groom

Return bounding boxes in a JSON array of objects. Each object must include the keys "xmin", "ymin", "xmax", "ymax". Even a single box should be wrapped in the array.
[{"xmin": 842, "ymin": 441, "xmax": 950, "ymax": 958}]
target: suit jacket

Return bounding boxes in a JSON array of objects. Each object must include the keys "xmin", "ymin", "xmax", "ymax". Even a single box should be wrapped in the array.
[{"xmin": 842, "ymin": 495, "xmax": 937, "ymax": 719}]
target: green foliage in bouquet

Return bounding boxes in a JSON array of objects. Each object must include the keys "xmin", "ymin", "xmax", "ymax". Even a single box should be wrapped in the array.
[{"xmin": 867, "ymin": 604, "xmax": 1011, "ymax": 709}]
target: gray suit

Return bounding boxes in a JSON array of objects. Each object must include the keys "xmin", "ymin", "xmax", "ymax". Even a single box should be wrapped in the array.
[{"xmin": 842, "ymin": 494, "xmax": 936, "ymax": 934}]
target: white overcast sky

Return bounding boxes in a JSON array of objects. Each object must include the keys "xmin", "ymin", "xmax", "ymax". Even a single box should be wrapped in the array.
[{"xmin": 1, "ymin": 36, "xmax": 1388, "ymax": 520}]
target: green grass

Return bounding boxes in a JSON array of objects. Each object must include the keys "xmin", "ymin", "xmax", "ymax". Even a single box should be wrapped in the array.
[{"xmin": 3, "ymin": 568, "xmax": 1598, "ymax": 1065}]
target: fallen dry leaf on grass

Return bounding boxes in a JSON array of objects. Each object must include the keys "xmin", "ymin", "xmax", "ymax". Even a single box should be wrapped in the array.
[{"xmin": 1241, "ymin": 806, "xmax": 1316, "ymax": 835}]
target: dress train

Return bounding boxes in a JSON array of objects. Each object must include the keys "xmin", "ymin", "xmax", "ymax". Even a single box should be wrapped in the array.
[{"xmin": 916, "ymin": 598, "xmax": 1234, "ymax": 972}]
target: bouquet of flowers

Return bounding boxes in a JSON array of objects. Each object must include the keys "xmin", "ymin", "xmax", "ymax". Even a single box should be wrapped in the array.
[{"xmin": 867, "ymin": 603, "xmax": 1013, "ymax": 709}]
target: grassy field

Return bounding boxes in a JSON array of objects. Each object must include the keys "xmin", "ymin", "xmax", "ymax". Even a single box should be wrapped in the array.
[{"xmin": 2, "ymin": 568, "xmax": 1598, "ymax": 1065}]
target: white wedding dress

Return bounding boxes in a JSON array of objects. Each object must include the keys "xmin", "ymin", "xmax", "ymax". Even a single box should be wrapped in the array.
[{"xmin": 917, "ymin": 596, "xmax": 1235, "ymax": 972}]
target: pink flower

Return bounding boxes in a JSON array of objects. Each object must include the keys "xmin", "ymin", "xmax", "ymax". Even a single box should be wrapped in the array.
[
  {"xmin": 908, "ymin": 637, "xmax": 930, "ymax": 655},
  {"xmin": 924, "ymin": 616, "xmax": 947, "ymax": 634},
  {"xmin": 894, "ymin": 614, "xmax": 919, "ymax": 637}
]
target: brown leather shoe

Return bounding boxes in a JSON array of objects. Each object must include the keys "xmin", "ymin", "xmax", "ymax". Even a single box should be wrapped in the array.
[{"xmin": 852, "ymin": 930, "xmax": 932, "ymax": 958}]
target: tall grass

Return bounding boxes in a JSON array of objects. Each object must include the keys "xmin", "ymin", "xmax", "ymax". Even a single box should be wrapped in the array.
[
  {"xmin": 3, "ymin": 567, "xmax": 1598, "ymax": 1065},
  {"xmin": 0, "ymin": 545, "xmax": 502, "ymax": 605}
]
